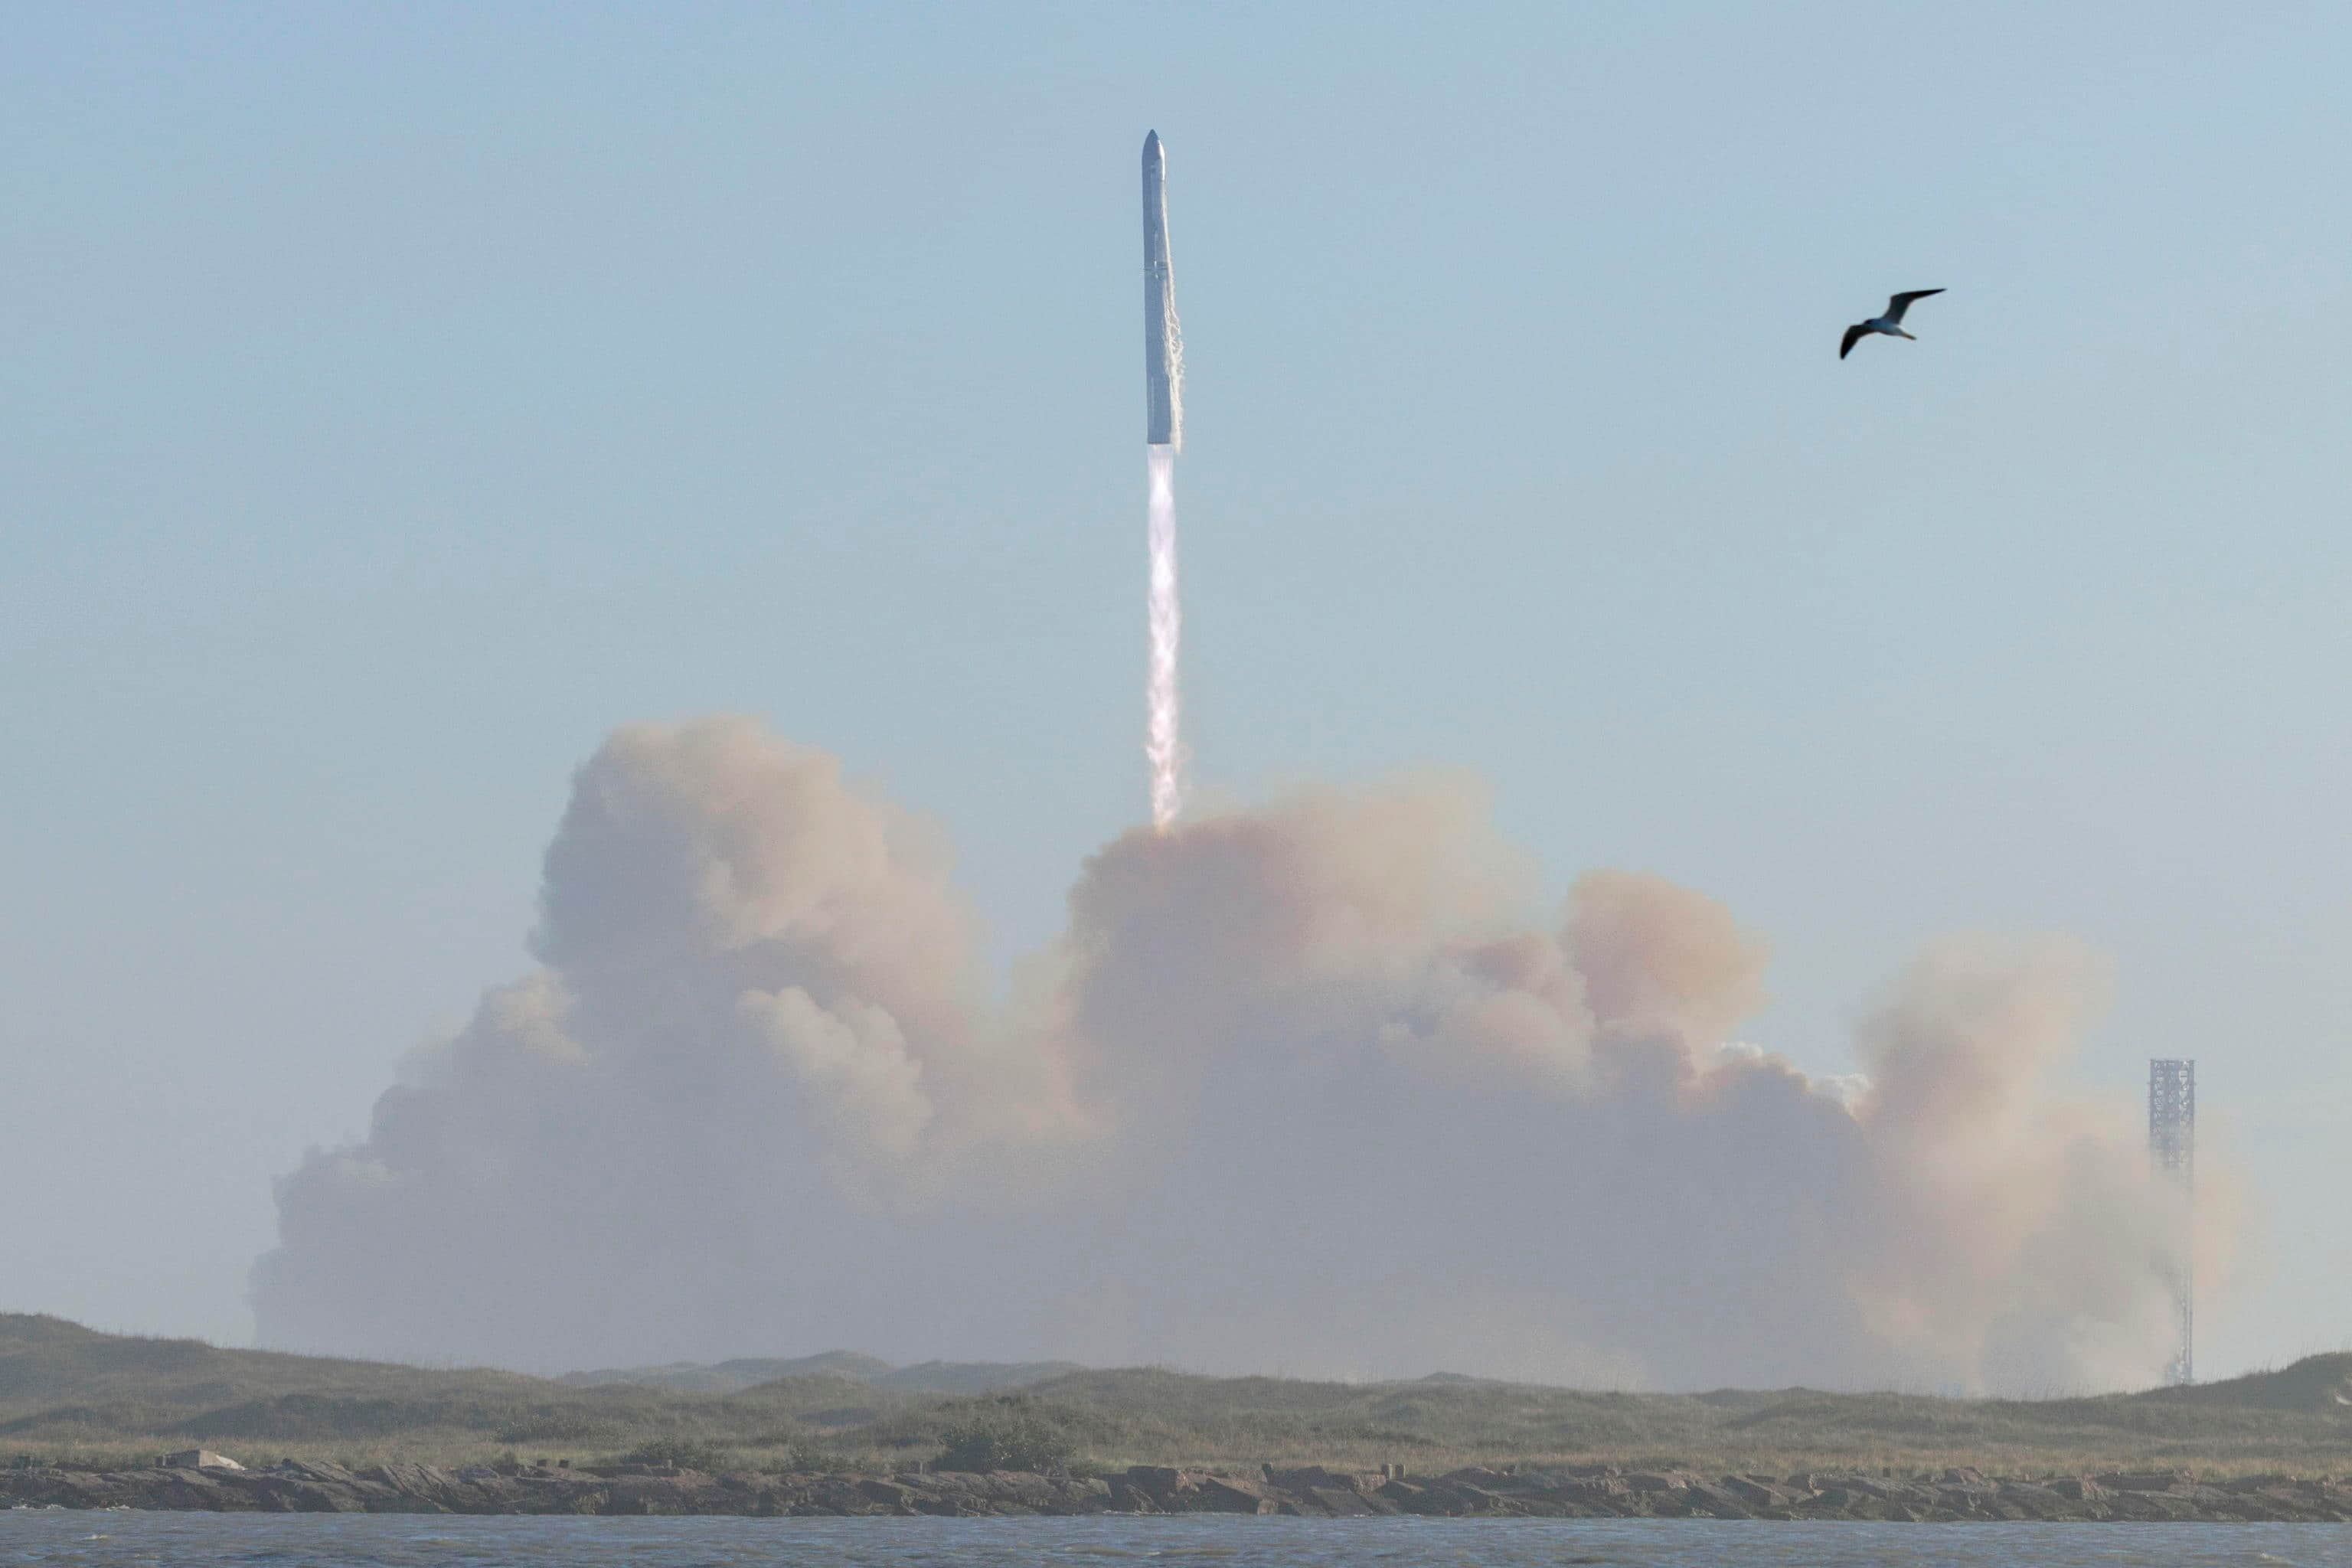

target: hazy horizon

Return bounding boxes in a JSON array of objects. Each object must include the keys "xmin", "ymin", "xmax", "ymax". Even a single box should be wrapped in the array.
[
  {"xmin": 31, "ymin": 1302, "xmax": 2346, "ymax": 1401},
  {"xmin": 5, "ymin": 4, "xmax": 2350, "ymax": 1387}
]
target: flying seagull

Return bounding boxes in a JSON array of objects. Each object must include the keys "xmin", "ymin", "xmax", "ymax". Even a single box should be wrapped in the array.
[{"xmin": 1840, "ymin": 289, "xmax": 1945, "ymax": 360}]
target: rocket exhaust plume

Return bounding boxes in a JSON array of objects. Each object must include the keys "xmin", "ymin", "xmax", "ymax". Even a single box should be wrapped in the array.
[
  {"xmin": 1145, "ymin": 446, "xmax": 1182, "ymax": 829},
  {"xmin": 1143, "ymin": 130, "xmax": 1184, "ymax": 829}
]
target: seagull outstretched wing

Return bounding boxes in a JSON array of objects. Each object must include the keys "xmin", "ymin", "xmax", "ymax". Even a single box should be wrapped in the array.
[
  {"xmin": 1883, "ymin": 288, "xmax": 1945, "ymax": 323},
  {"xmin": 1839, "ymin": 322, "xmax": 1870, "ymax": 360}
]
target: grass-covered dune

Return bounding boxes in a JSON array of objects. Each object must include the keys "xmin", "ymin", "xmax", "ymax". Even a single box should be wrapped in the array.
[{"xmin": 5, "ymin": 1313, "xmax": 2347, "ymax": 1478}]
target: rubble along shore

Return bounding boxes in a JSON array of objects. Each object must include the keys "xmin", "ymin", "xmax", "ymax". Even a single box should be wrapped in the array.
[{"xmin": 8, "ymin": 1460, "xmax": 2352, "ymax": 1521}]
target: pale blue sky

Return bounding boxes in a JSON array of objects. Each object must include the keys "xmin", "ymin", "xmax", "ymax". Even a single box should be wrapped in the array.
[{"xmin": 3, "ymin": 2, "xmax": 2346, "ymax": 1375}]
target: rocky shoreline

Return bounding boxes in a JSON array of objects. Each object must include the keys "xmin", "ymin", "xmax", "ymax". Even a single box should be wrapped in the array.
[{"xmin": 8, "ymin": 1459, "xmax": 2352, "ymax": 1522}]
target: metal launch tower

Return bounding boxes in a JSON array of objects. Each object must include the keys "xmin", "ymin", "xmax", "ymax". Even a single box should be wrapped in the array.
[{"xmin": 2148, "ymin": 1058, "xmax": 2196, "ymax": 1386}]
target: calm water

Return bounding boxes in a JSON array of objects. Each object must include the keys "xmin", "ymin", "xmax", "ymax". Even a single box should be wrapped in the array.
[{"xmin": 5, "ymin": 1514, "xmax": 2347, "ymax": 1567}]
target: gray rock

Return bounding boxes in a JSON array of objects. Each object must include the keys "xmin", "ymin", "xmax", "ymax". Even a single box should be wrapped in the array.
[
  {"xmin": 1191, "ymin": 1477, "xmax": 1275, "ymax": 1514},
  {"xmin": 2093, "ymin": 1469, "xmax": 2190, "ymax": 1492},
  {"xmin": 1722, "ymin": 1475, "xmax": 1789, "ymax": 1509},
  {"xmin": 1677, "ymin": 1481, "xmax": 1754, "ymax": 1519}
]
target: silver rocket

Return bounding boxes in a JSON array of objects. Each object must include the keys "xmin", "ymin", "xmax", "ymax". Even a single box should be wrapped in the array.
[{"xmin": 1142, "ymin": 130, "xmax": 1184, "ymax": 449}]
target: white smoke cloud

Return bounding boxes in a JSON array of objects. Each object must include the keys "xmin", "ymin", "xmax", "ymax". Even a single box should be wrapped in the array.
[{"xmin": 253, "ymin": 716, "xmax": 2230, "ymax": 1389}]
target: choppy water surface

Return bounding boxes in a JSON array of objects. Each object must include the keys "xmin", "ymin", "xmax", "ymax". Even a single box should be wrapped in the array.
[{"xmin": 4, "ymin": 1513, "xmax": 2345, "ymax": 1566}]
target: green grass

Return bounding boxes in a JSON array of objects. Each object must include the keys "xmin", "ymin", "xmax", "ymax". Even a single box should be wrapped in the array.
[{"xmin": 5, "ymin": 1314, "xmax": 2346, "ymax": 1478}]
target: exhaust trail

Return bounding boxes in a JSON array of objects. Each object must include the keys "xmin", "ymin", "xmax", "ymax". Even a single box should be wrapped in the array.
[
  {"xmin": 1146, "ymin": 445, "xmax": 1181, "ymax": 829},
  {"xmin": 1142, "ymin": 130, "xmax": 1184, "ymax": 830}
]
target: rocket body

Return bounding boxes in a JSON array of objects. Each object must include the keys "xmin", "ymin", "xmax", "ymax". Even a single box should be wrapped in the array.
[{"xmin": 1142, "ymin": 131, "xmax": 1183, "ymax": 449}]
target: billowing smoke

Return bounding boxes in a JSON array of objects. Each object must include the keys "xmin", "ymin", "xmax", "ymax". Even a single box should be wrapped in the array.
[{"xmin": 254, "ymin": 717, "xmax": 2229, "ymax": 1389}]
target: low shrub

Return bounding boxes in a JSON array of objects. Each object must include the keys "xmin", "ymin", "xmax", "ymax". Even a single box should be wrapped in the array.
[{"xmin": 934, "ymin": 1398, "xmax": 1075, "ymax": 1474}]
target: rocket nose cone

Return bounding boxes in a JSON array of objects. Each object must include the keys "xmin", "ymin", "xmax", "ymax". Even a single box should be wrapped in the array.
[{"xmin": 1143, "ymin": 130, "xmax": 1161, "ymax": 161}]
